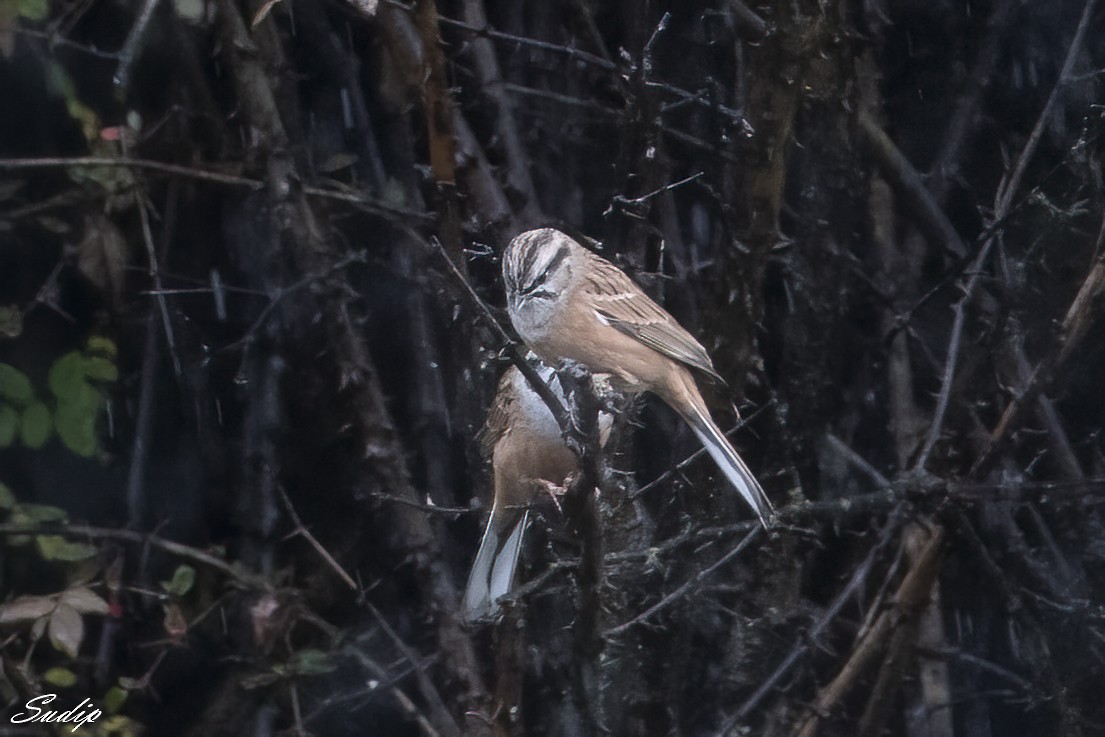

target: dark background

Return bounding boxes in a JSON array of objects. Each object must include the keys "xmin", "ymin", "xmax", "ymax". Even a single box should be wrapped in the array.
[{"xmin": 1, "ymin": 0, "xmax": 1104, "ymax": 736}]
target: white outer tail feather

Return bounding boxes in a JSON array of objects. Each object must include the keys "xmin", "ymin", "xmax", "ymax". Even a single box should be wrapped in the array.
[
  {"xmin": 461, "ymin": 508, "xmax": 529, "ymax": 622},
  {"xmin": 685, "ymin": 406, "xmax": 773, "ymax": 525}
]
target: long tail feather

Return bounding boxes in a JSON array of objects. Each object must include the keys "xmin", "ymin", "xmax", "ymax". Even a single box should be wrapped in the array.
[
  {"xmin": 683, "ymin": 405, "xmax": 773, "ymax": 526},
  {"xmin": 461, "ymin": 508, "xmax": 529, "ymax": 622}
]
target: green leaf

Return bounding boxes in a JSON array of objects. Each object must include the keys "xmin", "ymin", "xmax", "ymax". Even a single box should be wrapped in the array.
[
  {"xmin": 99, "ymin": 715, "xmax": 140, "ymax": 737},
  {"xmin": 0, "ymin": 363, "xmax": 33, "ymax": 405},
  {"xmin": 0, "ymin": 595, "xmax": 56, "ymax": 624},
  {"xmin": 104, "ymin": 686, "xmax": 128, "ymax": 714},
  {"xmin": 19, "ymin": 401, "xmax": 52, "ymax": 448},
  {"xmin": 290, "ymin": 649, "xmax": 337, "ymax": 676},
  {"xmin": 0, "ymin": 481, "xmax": 15, "ymax": 509},
  {"xmin": 239, "ymin": 671, "xmax": 281, "ymax": 690},
  {"xmin": 18, "ymin": 0, "xmax": 48, "ymax": 22},
  {"xmin": 162, "ymin": 565, "xmax": 196, "ymax": 597},
  {"xmin": 0, "ymin": 404, "xmax": 18, "ymax": 447},
  {"xmin": 85, "ymin": 336, "xmax": 117, "ymax": 360},
  {"xmin": 18, "ymin": 503, "xmax": 67, "ymax": 523},
  {"xmin": 83, "ymin": 355, "xmax": 118, "ymax": 383},
  {"xmin": 173, "ymin": 0, "xmax": 206, "ymax": 23},
  {"xmin": 43, "ymin": 667, "xmax": 78, "ymax": 688},
  {"xmin": 37, "ymin": 535, "xmax": 97, "ymax": 561},
  {"xmin": 55, "ymin": 392, "xmax": 100, "ymax": 458},
  {"xmin": 44, "ymin": 61, "xmax": 76, "ymax": 101},
  {"xmin": 59, "ymin": 587, "xmax": 110, "ymax": 615},
  {"xmin": 48, "ymin": 603, "xmax": 84, "ymax": 658},
  {"xmin": 0, "ymin": 305, "xmax": 23, "ymax": 338},
  {"xmin": 48, "ymin": 352, "xmax": 86, "ymax": 401},
  {"xmin": 6, "ymin": 508, "xmax": 34, "ymax": 545}
]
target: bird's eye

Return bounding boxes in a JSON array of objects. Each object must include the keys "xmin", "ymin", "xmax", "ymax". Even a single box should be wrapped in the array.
[
  {"xmin": 521, "ymin": 268, "xmax": 550, "ymax": 295},
  {"xmin": 520, "ymin": 246, "xmax": 569, "ymax": 296}
]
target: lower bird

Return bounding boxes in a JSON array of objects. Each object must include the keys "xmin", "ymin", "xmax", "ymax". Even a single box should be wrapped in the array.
[
  {"xmin": 501, "ymin": 227, "xmax": 773, "ymax": 525},
  {"xmin": 462, "ymin": 361, "xmax": 610, "ymax": 622}
]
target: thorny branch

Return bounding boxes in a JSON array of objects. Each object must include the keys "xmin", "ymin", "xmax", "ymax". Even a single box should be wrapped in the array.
[{"xmin": 912, "ymin": 0, "xmax": 1101, "ymax": 470}]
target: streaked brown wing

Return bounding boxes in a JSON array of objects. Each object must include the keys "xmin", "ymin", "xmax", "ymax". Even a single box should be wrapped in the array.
[
  {"xmin": 478, "ymin": 369, "xmax": 515, "ymax": 457},
  {"xmin": 583, "ymin": 254, "xmax": 725, "ymax": 383}
]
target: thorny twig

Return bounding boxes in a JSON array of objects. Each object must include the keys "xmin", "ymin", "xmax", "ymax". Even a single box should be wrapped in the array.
[
  {"xmin": 0, "ymin": 156, "xmax": 437, "ymax": 222},
  {"xmin": 912, "ymin": 0, "xmax": 1100, "ymax": 470},
  {"xmin": 972, "ymin": 213, "xmax": 1105, "ymax": 474},
  {"xmin": 365, "ymin": 600, "xmax": 462, "ymax": 737},
  {"xmin": 427, "ymin": 236, "xmax": 576, "ymax": 439},
  {"xmin": 793, "ymin": 525, "xmax": 946, "ymax": 737},
  {"xmin": 605, "ymin": 525, "xmax": 761, "ymax": 638},
  {"xmin": 280, "ymin": 489, "xmax": 360, "ymax": 594},
  {"xmin": 632, "ymin": 401, "xmax": 773, "ymax": 498},
  {"xmin": 343, "ymin": 648, "xmax": 445, "ymax": 737},
  {"xmin": 724, "ymin": 509, "xmax": 905, "ymax": 730},
  {"xmin": 125, "ymin": 138, "xmax": 183, "ymax": 379},
  {"xmin": 0, "ymin": 524, "xmax": 255, "ymax": 584},
  {"xmin": 113, "ymin": 0, "xmax": 161, "ymax": 88}
]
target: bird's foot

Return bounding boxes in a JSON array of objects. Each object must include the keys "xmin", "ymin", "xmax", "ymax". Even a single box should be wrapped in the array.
[{"xmin": 536, "ymin": 479, "xmax": 569, "ymax": 513}]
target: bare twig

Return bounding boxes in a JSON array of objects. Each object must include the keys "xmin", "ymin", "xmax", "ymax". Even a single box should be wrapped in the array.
[
  {"xmin": 724, "ymin": 0, "xmax": 771, "ymax": 39},
  {"xmin": 913, "ymin": 0, "xmax": 1099, "ymax": 470},
  {"xmin": 113, "ymin": 0, "xmax": 162, "ymax": 88},
  {"xmin": 0, "ymin": 156, "xmax": 264, "ymax": 188},
  {"xmin": 365, "ymin": 600, "xmax": 461, "ymax": 737},
  {"xmin": 427, "ymin": 236, "xmax": 575, "ymax": 437},
  {"xmin": 343, "ymin": 648, "xmax": 444, "ymax": 737},
  {"xmin": 824, "ymin": 432, "xmax": 891, "ymax": 487},
  {"xmin": 793, "ymin": 525, "xmax": 946, "ymax": 737},
  {"xmin": 632, "ymin": 402, "xmax": 773, "ymax": 498},
  {"xmin": 972, "ymin": 215, "xmax": 1105, "ymax": 474},
  {"xmin": 280, "ymin": 490, "xmax": 360, "ymax": 593},
  {"xmin": 607, "ymin": 171, "xmax": 703, "ymax": 212},
  {"xmin": 0, "ymin": 524, "xmax": 253, "ymax": 584},
  {"xmin": 606, "ymin": 525, "xmax": 761, "ymax": 637},
  {"xmin": 724, "ymin": 510, "xmax": 903, "ymax": 729}
]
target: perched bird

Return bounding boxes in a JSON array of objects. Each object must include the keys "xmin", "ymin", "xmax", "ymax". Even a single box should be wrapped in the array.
[
  {"xmin": 462, "ymin": 362, "xmax": 610, "ymax": 622},
  {"xmin": 502, "ymin": 227, "xmax": 773, "ymax": 525}
]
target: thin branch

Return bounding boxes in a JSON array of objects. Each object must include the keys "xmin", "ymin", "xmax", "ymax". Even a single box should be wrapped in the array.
[
  {"xmin": 913, "ymin": 0, "xmax": 1100, "ymax": 470},
  {"xmin": 113, "ymin": 0, "xmax": 162, "ymax": 88},
  {"xmin": 219, "ymin": 251, "xmax": 368, "ymax": 354},
  {"xmin": 724, "ymin": 0, "xmax": 771, "ymax": 39},
  {"xmin": 0, "ymin": 524, "xmax": 253, "ymax": 584},
  {"xmin": 972, "ymin": 214, "xmax": 1105, "ymax": 474},
  {"xmin": 365, "ymin": 600, "xmax": 462, "ymax": 737},
  {"xmin": 605, "ymin": 525, "xmax": 761, "ymax": 637},
  {"xmin": 793, "ymin": 525, "xmax": 946, "ymax": 737},
  {"xmin": 427, "ymin": 236, "xmax": 575, "ymax": 438},
  {"xmin": 0, "ymin": 156, "xmax": 264, "ymax": 189},
  {"xmin": 825, "ymin": 432, "xmax": 892, "ymax": 487},
  {"xmin": 724, "ymin": 510, "xmax": 904, "ymax": 728},
  {"xmin": 342, "ymin": 648, "xmax": 444, "ymax": 737},
  {"xmin": 125, "ymin": 141, "xmax": 183, "ymax": 379},
  {"xmin": 608, "ymin": 171, "xmax": 703, "ymax": 211},
  {"xmin": 632, "ymin": 401, "xmax": 773, "ymax": 498},
  {"xmin": 280, "ymin": 490, "xmax": 360, "ymax": 593}
]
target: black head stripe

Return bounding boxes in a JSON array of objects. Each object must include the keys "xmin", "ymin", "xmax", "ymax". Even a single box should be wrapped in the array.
[
  {"xmin": 543, "ymin": 244, "xmax": 570, "ymax": 279},
  {"xmin": 524, "ymin": 243, "xmax": 570, "ymax": 293},
  {"xmin": 518, "ymin": 231, "xmax": 549, "ymax": 280}
]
